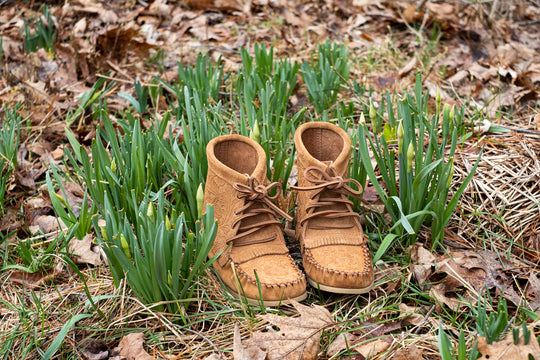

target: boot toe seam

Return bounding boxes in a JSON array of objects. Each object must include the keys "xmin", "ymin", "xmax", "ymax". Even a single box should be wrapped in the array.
[
  {"xmin": 234, "ymin": 260, "xmax": 306, "ymax": 288},
  {"xmin": 303, "ymin": 248, "xmax": 373, "ymax": 277}
]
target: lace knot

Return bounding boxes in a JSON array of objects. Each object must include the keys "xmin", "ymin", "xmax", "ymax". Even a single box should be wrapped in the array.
[
  {"xmin": 227, "ymin": 175, "xmax": 293, "ymax": 246},
  {"xmin": 300, "ymin": 166, "xmax": 363, "ymax": 198},
  {"xmin": 291, "ymin": 165, "xmax": 364, "ymax": 229},
  {"xmin": 234, "ymin": 177, "xmax": 284, "ymax": 203}
]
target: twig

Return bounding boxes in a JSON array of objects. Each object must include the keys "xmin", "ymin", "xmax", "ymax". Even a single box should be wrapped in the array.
[
  {"xmin": 416, "ymin": 0, "xmax": 429, "ymax": 12},
  {"xmin": 517, "ymin": 19, "xmax": 540, "ymax": 26},
  {"xmin": 412, "ymin": 305, "xmax": 436, "ymax": 334},
  {"xmin": 501, "ymin": 126, "xmax": 540, "ymax": 136}
]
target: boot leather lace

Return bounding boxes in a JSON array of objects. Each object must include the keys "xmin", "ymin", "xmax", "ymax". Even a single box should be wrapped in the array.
[
  {"xmin": 227, "ymin": 176, "xmax": 292, "ymax": 246},
  {"xmin": 292, "ymin": 166, "xmax": 363, "ymax": 230}
]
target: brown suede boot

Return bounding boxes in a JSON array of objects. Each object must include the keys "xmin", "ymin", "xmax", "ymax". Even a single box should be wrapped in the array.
[
  {"xmin": 293, "ymin": 122, "xmax": 374, "ymax": 294},
  {"xmin": 204, "ymin": 134, "xmax": 307, "ymax": 305}
]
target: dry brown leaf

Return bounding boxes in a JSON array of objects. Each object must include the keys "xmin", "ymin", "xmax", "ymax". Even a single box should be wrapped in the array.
[
  {"xmin": 393, "ymin": 343, "xmax": 424, "ymax": 360},
  {"xmin": 468, "ymin": 63, "xmax": 498, "ymax": 82},
  {"xmin": 118, "ymin": 332, "xmax": 155, "ymax": 360},
  {"xmin": 353, "ymin": 338, "xmax": 391, "ymax": 358},
  {"xmin": 327, "ymin": 319, "xmax": 400, "ymax": 357},
  {"xmin": 73, "ymin": 0, "xmax": 119, "ymax": 23},
  {"xmin": 68, "ymin": 234, "xmax": 103, "ymax": 266},
  {"xmin": 30, "ymin": 215, "xmax": 67, "ymax": 234},
  {"xmin": 399, "ymin": 303, "xmax": 437, "ymax": 329},
  {"xmin": 243, "ymin": 300, "xmax": 333, "ymax": 360},
  {"xmin": 9, "ymin": 264, "xmax": 62, "ymax": 288},
  {"xmin": 0, "ymin": 207, "xmax": 22, "ymax": 234},
  {"xmin": 409, "ymin": 243, "xmax": 435, "ymax": 286},
  {"xmin": 426, "ymin": 3, "xmax": 456, "ymax": 24},
  {"xmin": 328, "ymin": 333, "xmax": 392, "ymax": 358},
  {"xmin": 234, "ymin": 323, "xmax": 266, "ymax": 360},
  {"xmin": 533, "ymin": 114, "xmax": 540, "ymax": 130},
  {"xmin": 402, "ymin": 3, "xmax": 420, "ymax": 24},
  {"xmin": 148, "ymin": 0, "xmax": 171, "ymax": 17},
  {"xmin": 398, "ymin": 57, "xmax": 417, "ymax": 78},
  {"xmin": 27, "ymin": 139, "xmax": 53, "ymax": 157},
  {"xmin": 327, "ymin": 333, "xmax": 356, "ymax": 357},
  {"xmin": 185, "ymin": 0, "xmax": 251, "ymax": 13},
  {"xmin": 80, "ymin": 339, "xmax": 109, "ymax": 360},
  {"xmin": 204, "ymin": 354, "xmax": 223, "ymax": 360},
  {"xmin": 16, "ymin": 170, "xmax": 36, "ymax": 190},
  {"xmin": 97, "ymin": 24, "xmax": 155, "ymax": 59},
  {"xmin": 430, "ymin": 283, "xmax": 462, "ymax": 311},
  {"xmin": 525, "ymin": 272, "xmax": 540, "ymax": 310},
  {"xmin": 411, "ymin": 245, "xmax": 522, "ymax": 309},
  {"xmin": 24, "ymin": 196, "xmax": 52, "ymax": 228},
  {"xmin": 477, "ymin": 329, "xmax": 540, "ymax": 360},
  {"xmin": 73, "ymin": 17, "xmax": 87, "ymax": 37}
]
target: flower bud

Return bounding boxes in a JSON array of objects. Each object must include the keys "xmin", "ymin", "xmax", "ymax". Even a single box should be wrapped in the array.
[
  {"xmin": 249, "ymin": 121, "xmax": 261, "ymax": 143},
  {"xmin": 120, "ymin": 234, "xmax": 131, "ymax": 259},
  {"xmin": 359, "ymin": 112, "xmax": 366, "ymax": 125},
  {"xmin": 167, "ymin": 271, "xmax": 173, "ymax": 288},
  {"xmin": 449, "ymin": 105, "xmax": 455, "ymax": 121},
  {"xmin": 397, "ymin": 121, "xmax": 404, "ymax": 153},
  {"xmin": 443, "ymin": 104, "xmax": 451, "ymax": 120},
  {"xmin": 369, "ymin": 103, "xmax": 376, "ymax": 120},
  {"xmin": 407, "ymin": 142, "xmax": 415, "ymax": 171},
  {"xmin": 446, "ymin": 157, "xmax": 454, "ymax": 188},
  {"xmin": 196, "ymin": 183, "xmax": 204, "ymax": 218},
  {"xmin": 99, "ymin": 225, "xmax": 108, "ymax": 242},
  {"xmin": 436, "ymin": 87, "xmax": 441, "ymax": 109},
  {"xmin": 165, "ymin": 215, "xmax": 171, "ymax": 231},
  {"xmin": 110, "ymin": 158, "xmax": 117, "ymax": 172},
  {"xmin": 146, "ymin": 202, "xmax": 155, "ymax": 222}
]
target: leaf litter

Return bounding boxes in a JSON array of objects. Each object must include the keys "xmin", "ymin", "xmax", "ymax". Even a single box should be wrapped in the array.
[
  {"xmin": 239, "ymin": 300, "xmax": 334, "ymax": 360},
  {"xmin": 410, "ymin": 243, "xmax": 526, "ymax": 310}
]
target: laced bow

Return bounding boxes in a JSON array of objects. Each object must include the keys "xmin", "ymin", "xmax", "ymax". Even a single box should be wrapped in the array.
[
  {"xmin": 227, "ymin": 176, "xmax": 292, "ymax": 246},
  {"xmin": 292, "ymin": 166, "xmax": 364, "ymax": 228}
]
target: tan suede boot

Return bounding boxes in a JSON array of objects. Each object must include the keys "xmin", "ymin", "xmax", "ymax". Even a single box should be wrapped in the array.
[
  {"xmin": 204, "ymin": 134, "xmax": 307, "ymax": 305},
  {"xmin": 293, "ymin": 122, "xmax": 374, "ymax": 293}
]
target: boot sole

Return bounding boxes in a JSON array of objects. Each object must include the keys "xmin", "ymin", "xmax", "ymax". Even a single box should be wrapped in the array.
[
  {"xmin": 225, "ymin": 284, "xmax": 308, "ymax": 307},
  {"xmin": 307, "ymin": 277, "xmax": 375, "ymax": 294}
]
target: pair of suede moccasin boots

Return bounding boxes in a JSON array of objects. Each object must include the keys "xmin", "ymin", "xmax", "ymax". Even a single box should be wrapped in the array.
[{"xmin": 204, "ymin": 122, "xmax": 374, "ymax": 306}]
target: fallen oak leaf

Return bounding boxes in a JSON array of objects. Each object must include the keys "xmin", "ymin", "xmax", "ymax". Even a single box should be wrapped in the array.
[
  {"xmin": 80, "ymin": 339, "xmax": 109, "ymax": 360},
  {"xmin": 393, "ymin": 343, "xmax": 425, "ymax": 360},
  {"xmin": 525, "ymin": 272, "xmax": 540, "ymax": 311},
  {"xmin": 399, "ymin": 303, "xmax": 437, "ymax": 329},
  {"xmin": 234, "ymin": 323, "xmax": 265, "ymax": 360},
  {"xmin": 409, "ymin": 243, "xmax": 436, "ymax": 287},
  {"xmin": 9, "ymin": 263, "xmax": 63, "ymax": 288},
  {"xmin": 243, "ymin": 300, "xmax": 334, "ymax": 360},
  {"xmin": 71, "ymin": 0, "xmax": 119, "ymax": 23},
  {"xmin": 533, "ymin": 114, "xmax": 540, "ymax": 131},
  {"xmin": 68, "ymin": 233, "xmax": 103, "ymax": 266},
  {"xmin": 118, "ymin": 332, "xmax": 155, "ymax": 360},
  {"xmin": 29, "ymin": 215, "xmax": 68, "ymax": 235},
  {"xmin": 185, "ymin": 0, "xmax": 252, "ymax": 13},
  {"xmin": 353, "ymin": 338, "xmax": 391, "ymax": 358},
  {"xmin": 411, "ymin": 245, "xmax": 521, "ymax": 308},
  {"xmin": 477, "ymin": 328, "xmax": 540, "ymax": 360},
  {"xmin": 328, "ymin": 319, "xmax": 400, "ymax": 357}
]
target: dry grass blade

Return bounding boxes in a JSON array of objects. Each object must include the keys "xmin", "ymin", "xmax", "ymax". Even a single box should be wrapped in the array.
[{"xmin": 449, "ymin": 136, "xmax": 540, "ymax": 259}]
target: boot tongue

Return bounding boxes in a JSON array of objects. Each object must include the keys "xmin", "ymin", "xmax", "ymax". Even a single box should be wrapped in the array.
[{"xmin": 322, "ymin": 160, "xmax": 347, "ymax": 177}]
